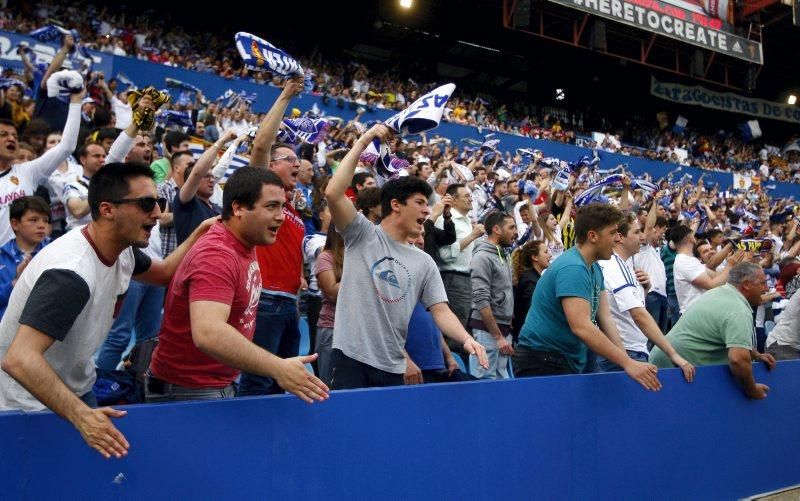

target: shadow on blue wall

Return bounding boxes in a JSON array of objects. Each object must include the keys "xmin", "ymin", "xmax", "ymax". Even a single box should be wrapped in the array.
[{"xmin": 1, "ymin": 361, "xmax": 799, "ymax": 499}]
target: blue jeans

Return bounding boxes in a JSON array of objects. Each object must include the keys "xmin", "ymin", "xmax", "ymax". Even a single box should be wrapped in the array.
[
  {"xmin": 237, "ymin": 293, "xmax": 300, "ymax": 396},
  {"xmin": 598, "ymin": 350, "xmax": 650, "ymax": 372},
  {"xmin": 96, "ymin": 280, "xmax": 165, "ymax": 371},
  {"xmin": 469, "ymin": 328, "xmax": 512, "ymax": 380},
  {"xmin": 667, "ymin": 294, "xmax": 681, "ymax": 330},
  {"xmin": 645, "ymin": 292, "xmax": 669, "ymax": 334}
]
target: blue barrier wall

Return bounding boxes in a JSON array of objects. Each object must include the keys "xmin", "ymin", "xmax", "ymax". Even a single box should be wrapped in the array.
[
  {"xmin": 1, "ymin": 361, "xmax": 799, "ymax": 499},
  {"xmin": 1, "ymin": 28, "xmax": 798, "ymax": 199}
]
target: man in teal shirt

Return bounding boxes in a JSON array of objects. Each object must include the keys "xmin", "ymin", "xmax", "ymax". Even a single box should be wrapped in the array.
[{"xmin": 513, "ymin": 203, "xmax": 662, "ymax": 391}]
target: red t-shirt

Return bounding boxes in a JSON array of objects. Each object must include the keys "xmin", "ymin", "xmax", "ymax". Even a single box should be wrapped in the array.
[
  {"xmin": 255, "ymin": 202, "xmax": 304, "ymax": 295},
  {"xmin": 150, "ymin": 222, "xmax": 262, "ymax": 388}
]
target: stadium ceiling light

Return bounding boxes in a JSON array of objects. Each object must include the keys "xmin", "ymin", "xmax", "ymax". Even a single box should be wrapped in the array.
[
  {"xmin": 789, "ymin": 95, "xmax": 797, "ymax": 105},
  {"xmin": 399, "ymin": 0, "xmax": 413, "ymax": 8}
]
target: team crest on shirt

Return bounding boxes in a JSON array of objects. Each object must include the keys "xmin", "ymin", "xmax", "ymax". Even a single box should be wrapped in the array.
[
  {"xmin": 9, "ymin": 176, "xmax": 18, "ymax": 185},
  {"xmin": 370, "ymin": 256, "xmax": 411, "ymax": 304}
]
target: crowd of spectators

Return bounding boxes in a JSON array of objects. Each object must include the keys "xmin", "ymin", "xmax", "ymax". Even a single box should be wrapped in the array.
[
  {"xmin": 3, "ymin": 1, "xmax": 799, "ymax": 184},
  {"xmin": 0, "ymin": 2, "xmax": 797, "ymax": 461}
]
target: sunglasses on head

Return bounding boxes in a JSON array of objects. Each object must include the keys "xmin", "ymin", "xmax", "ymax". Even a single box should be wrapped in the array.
[{"xmin": 110, "ymin": 196, "xmax": 167, "ymax": 212}]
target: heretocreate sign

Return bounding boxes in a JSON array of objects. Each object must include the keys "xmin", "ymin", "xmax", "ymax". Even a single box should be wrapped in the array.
[
  {"xmin": 650, "ymin": 77, "xmax": 800, "ymax": 125},
  {"xmin": 547, "ymin": 0, "xmax": 763, "ymax": 64}
]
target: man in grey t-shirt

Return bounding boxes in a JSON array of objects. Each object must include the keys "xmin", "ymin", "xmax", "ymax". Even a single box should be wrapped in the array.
[{"xmin": 324, "ymin": 124, "xmax": 488, "ymax": 389}]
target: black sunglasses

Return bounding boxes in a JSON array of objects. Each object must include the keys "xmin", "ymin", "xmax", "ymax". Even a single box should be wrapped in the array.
[{"xmin": 110, "ymin": 196, "xmax": 167, "ymax": 212}]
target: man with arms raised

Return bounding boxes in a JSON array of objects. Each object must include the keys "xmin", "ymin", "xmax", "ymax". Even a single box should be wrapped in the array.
[
  {"xmin": 0, "ymin": 163, "xmax": 213, "ymax": 458},
  {"xmin": 147, "ymin": 167, "xmax": 328, "ymax": 403},
  {"xmin": 324, "ymin": 124, "xmax": 488, "ymax": 389}
]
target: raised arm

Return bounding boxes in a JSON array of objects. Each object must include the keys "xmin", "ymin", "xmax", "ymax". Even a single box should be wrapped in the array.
[
  {"xmin": 250, "ymin": 77, "xmax": 304, "ymax": 167},
  {"xmin": 324, "ymin": 124, "xmax": 393, "ymax": 230},
  {"xmin": 27, "ymin": 88, "xmax": 86, "ymax": 182},
  {"xmin": 40, "ymin": 35, "xmax": 75, "ymax": 90},
  {"xmin": 179, "ymin": 138, "xmax": 227, "ymax": 204}
]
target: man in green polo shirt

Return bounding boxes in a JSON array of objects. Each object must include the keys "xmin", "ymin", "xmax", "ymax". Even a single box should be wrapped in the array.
[
  {"xmin": 513, "ymin": 203, "xmax": 662, "ymax": 391},
  {"xmin": 650, "ymin": 262, "xmax": 776, "ymax": 399}
]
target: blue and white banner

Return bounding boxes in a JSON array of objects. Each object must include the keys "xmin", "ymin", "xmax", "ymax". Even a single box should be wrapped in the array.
[
  {"xmin": 0, "ymin": 30, "xmax": 111, "ymax": 77},
  {"xmin": 234, "ymin": 32, "xmax": 313, "ymax": 91},
  {"xmin": 385, "ymin": 83, "xmax": 455, "ymax": 135},
  {"xmin": 651, "ymin": 77, "xmax": 800, "ymax": 125}
]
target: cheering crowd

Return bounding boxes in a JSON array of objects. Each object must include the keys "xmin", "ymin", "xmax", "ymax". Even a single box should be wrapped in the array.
[
  {"xmin": 2, "ymin": 2, "xmax": 800, "ymax": 185},
  {"xmin": 0, "ymin": 18, "xmax": 797, "ymax": 461}
]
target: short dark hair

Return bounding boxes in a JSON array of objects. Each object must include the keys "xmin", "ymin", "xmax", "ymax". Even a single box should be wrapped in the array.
[
  {"xmin": 575, "ymin": 203, "xmax": 623, "ymax": 244},
  {"xmin": 269, "ymin": 142, "xmax": 295, "ymax": 158},
  {"xmin": 484, "ymin": 210, "xmax": 513, "ymax": 236},
  {"xmin": 668, "ymin": 224, "xmax": 694, "ymax": 245},
  {"xmin": 618, "ymin": 213, "xmax": 637, "ymax": 237},
  {"xmin": 693, "ymin": 239, "xmax": 711, "ymax": 258},
  {"xmin": 654, "ymin": 216, "xmax": 668, "ymax": 228},
  {"xmin": 445, "ymin": 183, "xmax": 465, "ymax": 197},
  {"xmin": 9, "ymin": 196, "xmax": 51, "ymax": 222},
  {"xmin": 380, "ymin": 177, "xmax": 433, "ymax": 218},
  {"xmin": 705, "ymin": 228, "xmax": 723, "ymax": 240},
  {"xmin": 0, "ymin": 118, "xmax": 16, "ymax": 129},
  {"xmin": 96, "ymin": 127, "xmax": 121, "ymax": 142},
  {"xmin": 170, "ymin": 150, "xmax": 193, "ymax": 168},
  {"xmin": 164, "ymin": 131, "xmax": 190, "ymax": 152},
  {"xmin": 222, "ymin": 167, "xmax": 284, "ymax": 220},
  {"xmin": 355, "ymin": 187, "xmax": 381, "ymax": 214},
  {"xmin": 351, "ymin": 172, "xmax": 374, "ymax": 192},
  {"xmin": 88, "ymin": 162, "xmax": 154, "ymax": 220},
  {"xmin": 475, "ymin": 165, "xmax": 486, "ymax": 173}
]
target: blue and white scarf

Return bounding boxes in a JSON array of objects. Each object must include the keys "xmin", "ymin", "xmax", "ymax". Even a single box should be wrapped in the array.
[
  {"xmin": 574, "ymin": 174, "xmax": 658, "ymax": 206},
  {"xmin": 278, "ymin": 117, "xmax": 331, "ymax": 144},
  {"xmin": 235, "ymin": 32, "xmax": 313, "ymax": 91},
  {"xmin": 165, "ymin": 78, "xmax": 202, "ymax": 95},
  {"xmin": 114, "ymin": 72, "xmax": 135, "ymax": 91},
  {"xmin": 157, "ymin": 110, "xmax": 194, "ymax": 129},
  {"xmin": 361, "ymin": 83, "xmax": 455, "ymax": 178},
  {"xmin": 29, "ymin": 25, "xmax": 92, "ymax": 74}
]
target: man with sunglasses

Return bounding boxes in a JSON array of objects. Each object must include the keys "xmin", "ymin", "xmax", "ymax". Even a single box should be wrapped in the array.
[
  {"xmin": 0, "ymin": 162, "xmax": 214, "ymax": 459},
  {"xmin": 238, "ymin": 77, "xmax": 308, "ymax": 397}
]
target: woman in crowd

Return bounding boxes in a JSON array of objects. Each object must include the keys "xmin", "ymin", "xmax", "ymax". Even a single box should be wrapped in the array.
[
  {"xmin": 511, "ymin": 240, "xmax": 552, "ymax": 341},
  {"xmin": 315, "ymin": 225, "xmax": 345, "ymax": 385}
]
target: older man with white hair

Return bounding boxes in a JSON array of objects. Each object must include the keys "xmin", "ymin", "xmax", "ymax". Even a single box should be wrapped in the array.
[{"xmin": 650, "ymin": 262, "xmax": 777, "ymax": 399}]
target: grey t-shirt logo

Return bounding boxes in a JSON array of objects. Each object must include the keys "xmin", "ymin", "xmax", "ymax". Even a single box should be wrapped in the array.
[{"xmin": 370, "ymin": 256, "xmax": 411, "ymax": 304}]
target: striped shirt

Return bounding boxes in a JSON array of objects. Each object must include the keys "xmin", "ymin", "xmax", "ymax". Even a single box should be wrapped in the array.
[
  {"xmin": 660, "ymin": 243, "xmax": 678, "ymax": 298},
  {"xmin": 157, "ymin": 180, "xmax": 178, "ymax": 258}
]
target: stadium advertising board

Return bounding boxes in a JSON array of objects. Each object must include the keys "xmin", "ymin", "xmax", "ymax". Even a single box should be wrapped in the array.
[
  {"xmin": 547, "ymin": 0, "xmax": 763, "ymax": 64},
  {"xmin": 651, "ymin": 77, "xmax": 800, "ymax": 124}
]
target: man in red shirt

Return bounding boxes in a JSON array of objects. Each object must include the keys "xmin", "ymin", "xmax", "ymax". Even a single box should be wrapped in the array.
[
  {"xmin": 146, "ymin": 167, "xmax": 329, "ymax": 403},
  {"xmin": 237, "ymin": 77, "xmax": 309, "ymax": 396}
]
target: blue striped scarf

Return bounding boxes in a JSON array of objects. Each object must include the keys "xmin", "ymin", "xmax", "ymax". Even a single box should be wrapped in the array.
[{"xmin": 235, "ymin": 32, "xmax": 313, "ymax": 91}]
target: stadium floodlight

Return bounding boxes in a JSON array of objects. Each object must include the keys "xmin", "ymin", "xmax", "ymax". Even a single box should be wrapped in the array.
[
  {"xmin": 400, "ymin": 0, "xmax": 413, "ymax": 8},
  {"xmin": 789, "ymin": 95, "xmax": 797, "ymax": 105},
  {"xmin": 555, "ymin": 88, "xmax": 566, "ymax": 101}
]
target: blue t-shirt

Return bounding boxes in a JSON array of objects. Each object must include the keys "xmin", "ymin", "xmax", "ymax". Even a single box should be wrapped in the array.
[
  {"xmin": 405, "ymin": 302, "xmax": 445, "ymax": 371},
  {"xmin": 173, "ymin": 193, "xmax": 221, "ymax": 246},
  {"xmin": 518, "ymin": 246, "xmax": 605, "ymax": 372}
]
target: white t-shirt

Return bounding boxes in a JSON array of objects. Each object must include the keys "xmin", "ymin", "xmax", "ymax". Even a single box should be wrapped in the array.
[
  {"xmin": 632, "ymin": 243, "xmax": 667, "ymax": 298},
  {"xmin": 766, "ymin": 292, "xmax": 800, "ymax": 350},
  {"xmin": 599, "ymin": 253, "xmax": 649, "ymax": 354},
  {"xmin": 0, "ymin": 227, "xmax": 151, "ymax": 411},
  {"xmin": 674, "ymin": 253, "xmax": 707, "ymax": 313},
  {"xmin": 62, "ymin": 175, "xmax": 92, "ymax": 230},
  {"xmin": 0, "ymin": 103, "xmax": 81, "ymax": 244}
]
